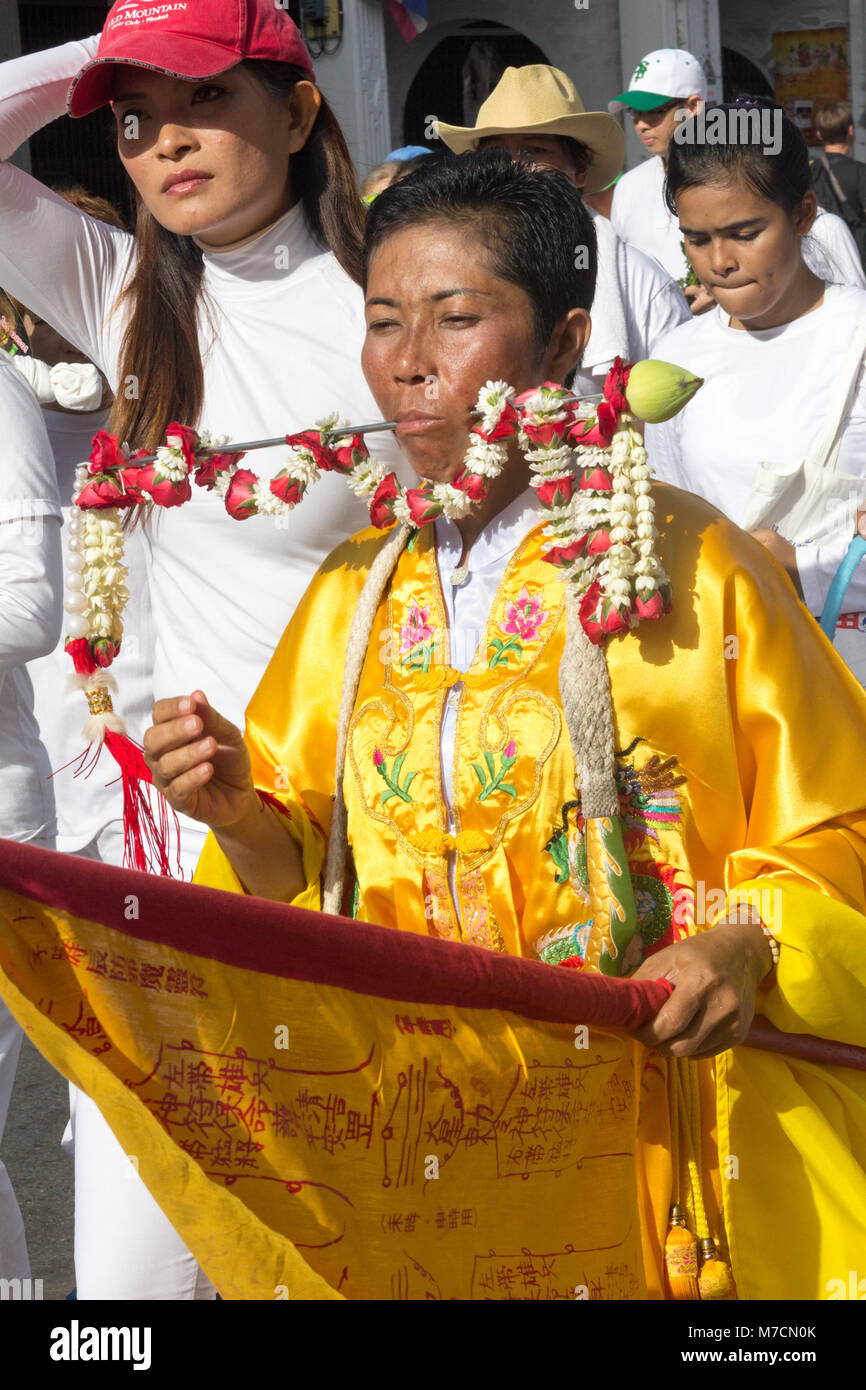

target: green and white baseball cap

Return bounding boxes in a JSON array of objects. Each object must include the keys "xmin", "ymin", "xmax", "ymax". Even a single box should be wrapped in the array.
[{"xmin": 608, "ymin": 48, "xmax": 707, "ymax": 113}]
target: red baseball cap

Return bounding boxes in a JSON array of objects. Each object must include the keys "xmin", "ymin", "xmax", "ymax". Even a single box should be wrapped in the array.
[{"xmin": 67, "ymin": 0, "xmax": 316, "ymax": 118}]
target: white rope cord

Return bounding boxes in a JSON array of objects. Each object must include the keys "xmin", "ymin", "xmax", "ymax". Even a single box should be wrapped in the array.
[
  {"xmin": 558, "ymin": 584, "xmax": 619, "ymax": 818},
  {"xmin": 322, "ymin": 522, "xmax": 411, "ymax": 914}
]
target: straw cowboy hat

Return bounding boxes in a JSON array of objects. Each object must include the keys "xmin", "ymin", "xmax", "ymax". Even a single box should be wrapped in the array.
[{"xmin": 437, "ymin": 65, "xmax": 625, "ymax": 195}]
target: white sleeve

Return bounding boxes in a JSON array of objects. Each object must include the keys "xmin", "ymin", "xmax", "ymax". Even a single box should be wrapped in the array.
[
  {"xmin": 621, "ymin": 245, "xmax": 690, "ymax": 360},
  {"xmin": 0, "ymin": 366, "xmax": 62, "ymax": 670},
  {"xmin": 0, "ymin": 37, "xmax": 134, "ymax": 379},
  {"xmin": 610, "ymin": 177, "xmax": 628, "ymax": 243},
  {"xmin": 643, "ymin": 416, "xmax": 683, "ymax": 485},
  {"xmin": 804, "ymin": 213, "xmax": 866, "ymax": 290}
]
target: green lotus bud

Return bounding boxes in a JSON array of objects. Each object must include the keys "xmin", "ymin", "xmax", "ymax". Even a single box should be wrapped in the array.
[{"xmin": 625, "ymin": 359, "xmax": 704, "ymax": 423}]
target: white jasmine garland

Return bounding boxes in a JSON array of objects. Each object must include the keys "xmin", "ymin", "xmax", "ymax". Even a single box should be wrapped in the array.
[{"xmin": 251, "ymin": 478, "xmax": 291, "ymax": 517}]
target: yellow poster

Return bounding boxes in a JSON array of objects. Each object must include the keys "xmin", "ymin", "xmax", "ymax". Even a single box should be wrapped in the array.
[{"xmin": 773, "ymin": 27, "xmax": 849, "ymax": 144}]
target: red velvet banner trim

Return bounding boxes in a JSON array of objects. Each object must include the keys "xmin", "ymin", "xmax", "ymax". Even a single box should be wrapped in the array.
[{"xmin": 0, "ymin": 837, "xmax": 670, "ymax": 1029}]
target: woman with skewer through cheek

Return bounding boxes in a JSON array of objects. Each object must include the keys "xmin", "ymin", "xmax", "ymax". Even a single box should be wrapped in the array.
[{"xmin": 147, "ymin": 152, "xmax": 866, "ymax": 1301}]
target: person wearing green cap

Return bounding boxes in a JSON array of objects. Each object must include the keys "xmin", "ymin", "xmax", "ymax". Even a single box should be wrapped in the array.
[{"xmin": 608, "ymin": 49, "xmax": 711, "ymax": 311}]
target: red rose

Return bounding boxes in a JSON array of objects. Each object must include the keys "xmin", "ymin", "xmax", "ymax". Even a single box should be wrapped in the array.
[
  {"xmin": 285, "ymin": 429, "xmax": 337, "ymax": 473},
  {"xmin": 76, "ymin": 474, "xmax": 139, "ymax": 511},
  {"xmin": 117, "ymin": 468, "xmax": 145, "ymax": 503},
  {"xmin": 224, "ymin": 468, "xmax": 259, "ymax": 520},
  {"xmin": 603, "ymin": 357, "xmax": 631, "ymax": 413},
  {"xmin": 135, "ymin": 465, "xmax": 192, "ymax": 509},
  {"xmin": 587, "ymin": 528, "xmax": 612, "ymax": 555},
  {"xmin": 581, "ymin": 588, "xmax": 631, "ymax": 643},
  {"xmin": 195, "ymin": 450, "xmax": 245, "ymax": 489},
  {"xmin": 536, "ymin": 475, "xmax": 574, "ymax": 508},
  {"xmin": 164, "ymin": 422, "xmax": 199, "ymax": 471},
  {"xmin": 568, "ymin": 416, "xmax": 613, "ymax": 450},
  {"xmin": 269, "ymin": 471, "xmax": 304, "ymax": 507},
  {"xmin": 405, "ymin": 486, "xmax": 441, "ymax": 527},
  {"xmin": 473, "ymin": 399, "xmax": 519, "ymax": 442},
  {"xmin": 579, "ymin": 465, "xmax": 613, "ymax": 492},
  {"xmin": 88, "ymin": 430, "xmax": 126, "ymax": 474},
  {"xmin": 65, "ymin": 637, "xmax": 98, "ymax": 676},
  {"xmin": 541, "ymin": 538, "xmax": 585, "ymax": 567},
  {"xmin": 93, "ymin": 638, "xmax": 117, "ymax": 669},
  {"xmin": 514, "ymin": 380, "xmax": 568, "ymax": 408},
  {"xmin": 369, "ymin": 472, "xmax": 401, "ymax": 529},
  {"xmin": 635, "ymin": 589, "xmax": 665, "ymax": 621},
  {"xmin": 452, "ymin": 470, "xmax": 487, "ymax": 501},
  {"xmin": 329, "ymin": 434, "xmax": 368, "ymax": 474},
  {"xmin": 602, "ymin": 600, "xmax": 631, "ymax": 637}
]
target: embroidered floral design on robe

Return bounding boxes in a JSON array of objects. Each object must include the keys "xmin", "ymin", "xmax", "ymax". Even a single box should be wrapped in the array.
[
  {"xmin": 400, "ymin": 599, "xmax": 437, "ymax": 673},
  {"xmin": 488, "ymin": 587, "xmax": 551, "ymax": 669}
]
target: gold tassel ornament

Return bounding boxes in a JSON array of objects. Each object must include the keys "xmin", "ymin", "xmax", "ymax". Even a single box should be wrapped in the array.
[
  {"xmin": 698, "ymin": 1237, "xmax": 737, "ymax": 1301},
  {"xmin": 664, "ymin": 1202, "xmax": 700, "ymax": 1299}
]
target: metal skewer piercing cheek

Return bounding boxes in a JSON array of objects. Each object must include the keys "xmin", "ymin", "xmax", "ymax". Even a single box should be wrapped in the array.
[{"xmin": 128, "ymin": 420, "xmax": 399, "ymax": 467}]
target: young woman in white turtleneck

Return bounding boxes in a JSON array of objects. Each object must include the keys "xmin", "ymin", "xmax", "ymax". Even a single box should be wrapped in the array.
[{"xmin": 0, "ymin": 26, "xmax": 403, "ymax": 1302}]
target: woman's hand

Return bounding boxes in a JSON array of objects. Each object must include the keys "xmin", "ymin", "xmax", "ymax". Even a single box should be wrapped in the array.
[
  {"xmin": 629, "ymin": 918, "xmax": 773, "ymax": 1059},
  {"xmin": 143, "ymin": 689, "xmax": 254, "ymax": 828},
  {"xmin": 749, "ymin": 528, "xmax": 804, "ymax": 600}
]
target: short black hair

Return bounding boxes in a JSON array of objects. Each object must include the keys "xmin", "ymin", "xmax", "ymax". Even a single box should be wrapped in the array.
[
  {"xmin": 664, "ymin": 98, "xmax": 812, "ymax": 216},
  {"xmin": 363, "ymin": 149, "xmax": 597, "ymax": 358}
]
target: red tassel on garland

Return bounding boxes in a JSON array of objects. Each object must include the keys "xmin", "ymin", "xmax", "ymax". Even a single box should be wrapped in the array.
[
  {"xmin": 102, "ymin": 729, "xmax": 183, "ymax": 877},
  {"xmin": 55, "ymin": 686, "xmax": 183, "ymax": 878}
]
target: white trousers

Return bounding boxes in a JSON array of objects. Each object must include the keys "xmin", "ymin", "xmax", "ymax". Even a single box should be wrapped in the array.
[
  {"xmin": 0, "ymin": 997, "xmax": 30, "ymax": 1280},
  {"xmin": 69, "ymin": 821, "xmax": 217, "ymax": 1300},
  {"xmin": 0, "ymin": 829, "xmax": 55, "ymax": 1281}
]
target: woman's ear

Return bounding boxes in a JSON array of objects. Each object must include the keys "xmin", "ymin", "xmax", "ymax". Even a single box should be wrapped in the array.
[
  {"xmin": 287, "ymin": 81, "xmax": 322, "ymax": 154},
  {"xmin": 794, "ymin": 188, "xmax": 818, "ymax": 237},
  {"xmin": 545, "ymin": 306, "xmax": 592, "ymax": 384}
]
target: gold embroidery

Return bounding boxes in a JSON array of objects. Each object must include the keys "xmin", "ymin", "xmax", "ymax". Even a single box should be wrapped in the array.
[
  {"xmin": 409, "ymin": 830, "xmax": 491, "ymax": 856},
  {"xmin": 458, "ymin": 870, "xmax": 506, "ymax": 952},
  {"xmin": 423, "ymin": 867, "xmax": 460, "ymax": 942},
  {"xmin": 452, "ymin": 687, "xmax": 562, "ymax": 867},
  {"xmin": 348, "ymin": 522, "xmax": 565, "ymax": 877}
]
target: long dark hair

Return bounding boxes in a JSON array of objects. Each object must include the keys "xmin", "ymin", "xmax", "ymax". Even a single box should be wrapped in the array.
[{"xmin": 109, "ymin": 61, "xmax": 365, "ymax": 453}]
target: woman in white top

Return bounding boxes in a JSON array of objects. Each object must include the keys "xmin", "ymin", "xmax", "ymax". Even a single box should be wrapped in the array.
[
  {"xmin": 0, "ymin": 356, "xmax": 63, "ymax": 1283},
  {"xmin": 7, "ymin": 188, "xmax": 156, "ymax": 867},
  {"xmin": 0, "ymin": 0, "xmax": 400, "ymax": 1299},
  {"xmin": 645, "ymin": 101, "xmax": 866, "ymax": 681}
]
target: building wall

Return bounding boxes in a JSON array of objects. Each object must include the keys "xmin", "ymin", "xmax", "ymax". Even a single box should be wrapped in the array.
[
  {"xmin": 719, "ymin": 0, "xmax": 866, "ymax": 157},
  {"xmin": 313, "ymin": 0, "xmax": 392, "ymax": 175},
  {"xmin": 382, "ymin": 0, "xmax": 622, "ymax": 178}
]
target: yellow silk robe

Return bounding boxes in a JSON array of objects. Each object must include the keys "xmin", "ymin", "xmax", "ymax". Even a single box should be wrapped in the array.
[{"xmin": 196, "ymin": 484, "xmax": 866, "ymax": 1300}]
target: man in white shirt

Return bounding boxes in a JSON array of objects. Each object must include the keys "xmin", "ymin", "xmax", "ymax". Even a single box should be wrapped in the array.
[
  {"xmin": 437, "ymin": 65, "xmax": 689, "ymax": 395},
  {"xmin": 609, "ymin": 48, "xmax": 711, "ymax": 309}
]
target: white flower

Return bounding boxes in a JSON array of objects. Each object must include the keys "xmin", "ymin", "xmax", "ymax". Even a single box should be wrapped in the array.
[
  {"xmin": 464, "ymin": 438, "xmax": 507, "ymax": 479},
  {"xmin": 475, "ymin": 379, "xmax": 515, "ymax": 435},
  {"xmin": 347, "ymin": 460, "xmax": 387, "ymax": 499},
  {"xmin": 283, "ymin": 447, "xmax": 320, "ymax": 490},
  {"xmin": 434, "ymin": 483, "xmax": 473, "ymax": 519}
]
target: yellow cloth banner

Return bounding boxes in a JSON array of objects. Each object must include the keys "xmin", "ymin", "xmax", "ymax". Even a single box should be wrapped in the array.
[{"xmin": 0, "ymin": 841, "xmax": 667, "ymax": 1300}]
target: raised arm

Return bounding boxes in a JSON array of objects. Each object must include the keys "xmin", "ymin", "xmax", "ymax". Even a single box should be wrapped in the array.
[{"xmin": 0, "ymin": 37, "xmax": 134, "ymax": 380}]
